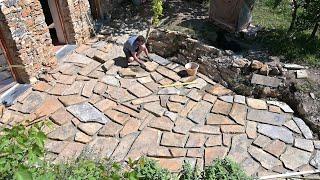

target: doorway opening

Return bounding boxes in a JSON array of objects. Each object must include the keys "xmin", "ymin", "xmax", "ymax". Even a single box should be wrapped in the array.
[
  {"xmin": 40, "ymin": 0, "xmax": 67, "ymax": 46},
  {"xmin": 0, "ymin": 37, "xmax": 16, "ymax": 93}
]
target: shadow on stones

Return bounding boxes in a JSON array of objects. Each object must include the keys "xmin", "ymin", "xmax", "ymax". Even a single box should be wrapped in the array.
[
  {"xmin": 177, "ymin": 70, "xmax": 189, "ymax": 78},
  {"xmin": 114, "ymin": 57, "xmax": 128, "ymax": 68}
]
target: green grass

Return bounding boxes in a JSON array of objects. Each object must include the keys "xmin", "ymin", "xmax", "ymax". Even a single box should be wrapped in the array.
[{"xmin": 250, "ymin": 0, "xmax": 320, "ymax": 66}]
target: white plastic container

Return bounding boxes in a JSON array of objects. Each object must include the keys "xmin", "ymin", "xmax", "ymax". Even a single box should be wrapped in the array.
[{"xmin": 185, "ymin": 62, "xmax": 199, "ymax": 76}]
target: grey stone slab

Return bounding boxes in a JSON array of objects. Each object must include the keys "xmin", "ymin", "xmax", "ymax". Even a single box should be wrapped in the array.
[
  {"xmin": 188, "ymin": 101, "xmax": 212, "ymax": 124},
  {"xmin": 248, "ymin": 146, "xmax": 282, "ymax": 170},
  {"xmin": 218, "ymin": 96, "xmax": 234, "ymax": 103},
  {"xmin": 267, "ymin": 101, "xmax": 294, "ymax": 113},
  {"xmin": 19, "ymin": 91, "xmax": 45, "ymax": 113},
  {"xmin": 284, "ymin": 63, "xmax": 305, "ymax": 70},
  {"xmin": 227, "ymin": 134, "xmax": 250, "ymax": 163},
  {"xmin": 158, "ymin": 87, "xmax": 180, "ymax": 95},
  {"xmin": 280, "ymin": 147, "xmax": 312, "ymax": 170},
  {"xmin": 65, "ymin": 53, "xmax": 94, "ymax": 65},
  {"xmin": 257, "ymin": 124, "xmax": 294, "ymax": 144},
  {"xmin": 293, "ymin": 117, "xmax": 313, "ymax": 139},
  {"xmin": 251, "ymin": 74, "xmax": 282, "ymax": 88},
  {"xmin": 296, "ymin": 70, "xmax": 308, "ymax": 79},
  {"xmin": 101, "ymin": 75, "xmax": 120, "ymax": 87},
  {"xmin": 234, "ymin": 95, "xmax": 246, "ymax": 104},
  {"xmin": 310, "ymin": 150, "xmax": 320, "ymax": 168},
  {"xmin": 67, "ymin": 102, "xmax": 109, "ymax": 124},
  {"xmin": 149, "ymin": 53, "xmax": 170, "ymax": 66},
  {"xmin": 247, "ymin": 109, "xmax": 286, "ymax": 126}
]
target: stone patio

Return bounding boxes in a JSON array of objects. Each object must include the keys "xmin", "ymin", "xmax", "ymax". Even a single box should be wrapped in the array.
[{"xmin": 1, "ymin": 40, "xmax": 320, "ymax": 178}]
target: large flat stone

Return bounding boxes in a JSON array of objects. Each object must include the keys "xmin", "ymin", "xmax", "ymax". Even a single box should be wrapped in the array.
[
  {"xmin": 101, "ymin": 75, "xmax": 120, "ymax": 87},
  {"xmin": 156, "ymin": 66, "xmax": 180, "ymax": 81},
  {"xmin": 112, "ymin": 133, "xmax": 138, "ymax": 161},
  {"xmin": 144, "ymin": 101, "xmax": 166, "ymax": 117},
  {"xmin": 257, "ymin": 124, "xmax": 294, "ymax": 144},
  {"xmin": 227, "ymin": 134, "xmax": 250, "ymax": 163},
  {"xmin": 247, "ymin": 109, "xmax": 286, "ymax": 126},
  {"xmin": 205, "ymin": 147, "xmax": 228, "ymax": 166},
  {"xmin": 85, "ymin": 137, "xmax": 119, "ymax": 158},
  {"xmin": 280, "ymin": 147, "xmax": 312, "ymax": 170},
  {"xmin": 161, "ymin": 132, "xmax": 188, "ymax": 147},
  {"xmin": 65, "ymin": 53, "xmax": 94, "ymax": 65},
  {"xmin": 267, "ymin": 101, "xmax": 294, "ymax": 113},
  {"xmin": 251, "ymin": 74, "xmax": 281, "ymax": 88},
  {"xmin": 19, "ymin": 92, "xmax": 45, "ymax": 113},
  {"xmin": 293, "ymin": 117, "xmax": 313, "ymax": 139},
  {"xmin": 67, "ymin": 102, "xmax": 109, "ymax": 124},
  {"xmin": 149, "ymin": 53, "xmax": 170, "ymax": 66},
  {"xmin": 127, "ymin": 83, "xmax": 152, "ymax": 98},
  {"xmin": 248, "ymin": 146, "xmax": 282, "ymax": 170},
  {"xmin": 47, "ymin": 123, "xmax": 77, "ymax": 141},
  {"xmin": 188, "ymin": 101, "xmax": 212, "ymax": 124}
]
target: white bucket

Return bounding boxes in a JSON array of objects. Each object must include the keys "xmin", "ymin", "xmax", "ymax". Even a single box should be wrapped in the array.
[{"xmin": 185, "ymin": 62, "xmax": 199, "ymax": 76}]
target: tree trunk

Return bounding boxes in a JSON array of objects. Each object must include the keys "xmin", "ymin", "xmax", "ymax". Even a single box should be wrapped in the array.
[
  {"xmin": 309, "ymin": 23, "xmax": 319, "ymax": 40},
  {"xmin": 288, "ymin": 0, "xmax": 298, "ymax": 32}
]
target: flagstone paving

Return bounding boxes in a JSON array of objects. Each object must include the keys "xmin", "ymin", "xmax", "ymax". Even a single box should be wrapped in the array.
[{"xmin": 1, "ymin": 41, "xmax": 320, "ymax": 177}]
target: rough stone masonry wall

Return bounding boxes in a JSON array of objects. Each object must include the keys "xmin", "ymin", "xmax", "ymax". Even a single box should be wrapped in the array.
[
  {"xmin": 58, "ymin": 0, "xmax": 93, "ymax": 44},
  {"xmin": 0, "ymin": 0, "xmax": 54, "ymax": 83}
]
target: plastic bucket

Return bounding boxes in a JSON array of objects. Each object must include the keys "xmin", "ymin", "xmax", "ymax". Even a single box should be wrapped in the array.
[{"xmin": 185, "ymin": 62, "xmax": 199, "ymax": 76}]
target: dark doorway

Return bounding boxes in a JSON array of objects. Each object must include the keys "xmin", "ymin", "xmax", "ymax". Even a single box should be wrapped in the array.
[
  {"xmin": 0, "ymin": 38, "xmax": 16, "ymax": 93},
  {"xmin": 40, "ymin": 0, "xmax": 59, "ymax": 45},
  {"xmin": 89, "ymin": 0, "xmax": 102, "ymax": 20}
]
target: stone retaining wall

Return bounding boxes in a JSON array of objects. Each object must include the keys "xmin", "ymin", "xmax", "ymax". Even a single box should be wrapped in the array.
[{"xmin": 0, "ymin": 0, "xmax": 54, "ymax": 83}]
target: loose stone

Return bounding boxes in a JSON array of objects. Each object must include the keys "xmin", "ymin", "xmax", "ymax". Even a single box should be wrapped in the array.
[
  {"xmin": 247, "ymin": 98, "xmax": 268, "ymax": 110},
  {"xmin": 257, "ymin": 124, "xmax": 294, "ymax": 144},
  {"xmin": 247, "ymin": 109, "xmax": 286, "ymax": 126}
]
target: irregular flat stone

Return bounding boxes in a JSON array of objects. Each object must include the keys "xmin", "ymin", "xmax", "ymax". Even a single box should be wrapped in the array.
[
  {"xmin": 161, "ymin": 132, "xmax": 188, "ymax": 147},
  {"xmin": 56, "ymin": 74, "xmax": 76, "ymax": 85},
  {"xmin": 206, "ymin": 84, "xmax": 232, "ymax": 96},
  {"xmin": 247, "ymin": 109, "xmax": 286, "ymax": 126},
  {"xmin": 173, "ymin": 118, "xmax": 195, "ymax": 134},
  {"xmin": 267, "ymin": 101, "xmax": 294, "ymax": 113},
  {"xmin": 211, "ymin": 100, "xmax": 232, "ymax": 115},
  {"xmin": 310, "ymin": 150, "xmax": 320, "ymax": 168},
  {"xmin": 314, "ymin": 141, "xmax": 320, "ymax": 149},
  {"xmin": 186, "ymin": 133, "xmax": 207, "ymax": 148},
  {"xmin": 75, "ymin": 132, "xmax": 92, "ymax": 143},
  {"xmin": 179, "ymin": 100, "xmax": 197, "ymax": 117},
  {"xmin": 169, "ymin": 95, "xmax": 188, "ymax": 104},
  {"xmin": 227, "ymin": 134, "xmax": 250, "ymax": 163},
  {"xmin": 294, "ymin": 138, "xmax": 314, "ymax": 152},
  {"xmin": 253, "ymin": 135, "xmax": 272, "ymax": 148},
  {"xmin": 205, "ymin": 135, "xmax": 222, "ymax": 147},
  {"xmin": 205, "ymin": 147, "xmax": 228, "ymax": 166},
  {"xmin": 144, "ymin": 101, "xmax": 166, "ymax": 117},
  {"xmin": 241, "ymin": 157, "xmax": 260, "ymax": 176},
  {"xmin": 149, "ymin": 53, "xmax": 170, "ymax": 66},
  {"xmin": 164, "ymin": 111, "xmax": 178, "ymax": 121},
  {"xmin": 296, "ymin": 70, "xmax": 308, "ymax": 79},
  {"xmin": 264, "ymin": 140, "xmax": 286, "ymax": 157},
  {"xmin": 234, "ymin": 95, "xmax": 246, "ymax": 104},
  {"xmin": 65, "ymin": 53, "xmax": 94, "ymax": 65},
  {"xmin": 218, "ymin": 96, "xmax": 233, "ymax": 103},
  {"xmin": 251, "ymin": 74, "xmax": 281, "ymax": 88},
  {"xmin": 151, "ymin": 71, "xmax": 164, "ymax": 82},
  {"xmin": 248, "ymin": 146, "xmax": 282, "ymax": 170},
  {"xmin": 149, "ymin": 117, "xmax": 174, "ymax": 131},
  {"xmin": 93, "ymin": 82, "xmax": 107, "ymax": 95},
  {"xmin": 284, "ymin": 63, "xmax": 305, "ymax": 70},
  {"xmin": 45, "ymin": 140, "xmax": 68, "ymax": 154},
  {"xmin": 246, "ymin": 121, "xmax": 257, "ymax": 139},
  {"xmin": 153, "ymin": 158, "xmax": 183, "ymax": 172},
  {"xmin": 78, "ymin": 61, "xmax": 101, "ymax": 76},
  {"xmin": 284, "ymin": 120, "xmax": 301, "ymax": 134},
  {"xmin": 190, "ymin": 125, "xmax": 220, "ymax": 135},
  {"xmin": 127, "ymin": 83, "xmax": 152, "ymax": 98},
  {"xmin": 54, "ymin": 142, "xmax": 85, "ymax": 163},
  {"xmin": 94, "ymin": 98, "xmax": 117, "ymax": 112},
  {"xmin": 280, "ymin": 147, "xmax": 312, "ymax": 170},
  {"xmin": 126, "ymin": 128, "xmax": 160, "ymax": 160},
  {"xmin": 85, "ymin": 137, "xmax": 119, "ymax": 158},
  {"xmin": 202, "ymin": 93, "xmax": 217, "ymax": 104},
  {"xmin": 48, "ymin": 123, "xmax": 77, "ymax": 140},
  {"xmin": 229, "ymin": 103, "xmax": 247, "ymax": 125},
  {"xmin": 257, "ymin": 124, "xmax": 294, "ymax": 144},
  {"xmin": 101, "ymin": 75, "xmax": 120, "ymax": 87},
  {"xmin": 19, "ymin": 92, "xmax": 45, "ymax": 113},
  {"xmin": 156, "ymin": 66, "xmax": 180, "ymax": 81},
  {"xmin": 67, "ymin": 102, "xmax": 109, "ymax": 124},
  {"xmin": 221, "ymin": 125, "xmax": 245, "ymax": 133},
  {"xmin": 104, "ymin": 110, "xmax": 130, "ymax": 125},
  {"xmin": 59, "ymin": 95, "xmax": 87, "ymax": 106},
  {"xmin": 188, "ymin": 101, "xmax": 212, "ymax": 124},
  {"xmin": 206, "ymin": 114, "xmax": 235, "ymax": 125},
  {"xmin": 247, "ymin": 98, "xmax": 268, "ymax": 110},
  {"xmin": 158, "ymin": 87, "xmax": 180, "ymax": 95},
  {"xmin": 187, "ymin": 89, "xmax": 204, "ymax": 102},
  {"xmin": 167, "ymin": 102, "xmax": 183, "ymax": 113},
  {"xmin": 34, "ymin": 97, "xmax": 64, "ymax": 117},
  {"xmin": 170, "ymin": 148, "xmax": 187, "ymax": 157},
  {"xmin": 78, "ymin": 123, "xmax": 103, "ymax": 136},
  {"xmin": 131, "ymin": 95, "xmax": 159, "ymax": 105},
  {"xmin": 147, "ymin": 146, "xmax": 172, "ymax": 158},
  {"xmin": 293, "ymin": 117, "xmax": 313, "ymax": 139},
  {"xmin": 144, "ymin": 61, "xmax": 159, "ymax": 72},
  {"xmin": 98, "ymin": 122, "xmax": 123, "ymax": 137},
  {"xmin": 186, "ymin": 148, "xmax": 203, "ymax": 158},
  {"xmin": 120, "ymin": 118, "xmax": 140, "ymax": 137},
  {"xmin": 50, "ymin": 108, "xmax": 74, "ymax": 125},
  {"xmin": 33, "ymin": 81, "xmax": 52, "ymax": 92},
  {"xmin": 186, "ymin": 78, "xmax": 207, "ymax": 90},
  {"xmin": 137, "ymin": 76, "xmax": 154, "ymax": 84},
  {"xmin": 48, "ymin": 83, "xmax": 69, "ymax": 96},
  {"xmin": 63, "ymin": 81, "xmax": 84, "ymax": 95},
  {"xmin": 82, "ymin": 79, "xmax": 98, "ymax": 98},
  {"xmin": 106, "ymin": 86, "xmax": 136, "ymax": 103},
  {"xmin": 112, "ymin": 133, "xmax": 138, "ymax": 161}
]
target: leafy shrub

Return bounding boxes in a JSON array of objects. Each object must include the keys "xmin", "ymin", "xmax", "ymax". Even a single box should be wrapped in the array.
[
  {"xmin": 126, "ymin": 157, "xmax": 173, "ymax": 180},
  {"xmin": 179, "ymin": 162, "xmax": 201, "ymax": 180},
  {"xmin": 203, "ymin": 158, "xmax": 251, "ymax": 180}
]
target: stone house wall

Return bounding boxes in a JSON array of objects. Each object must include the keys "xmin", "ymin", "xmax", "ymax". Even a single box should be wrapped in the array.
[{"xmin": 0, "ymin": 0, "xmax": 54, "ymax": 83}]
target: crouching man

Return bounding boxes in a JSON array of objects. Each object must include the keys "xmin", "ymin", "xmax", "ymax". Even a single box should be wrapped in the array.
[{"xmin": 123, "ymin": 35, "xmax": 149, "ymax": 66}]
